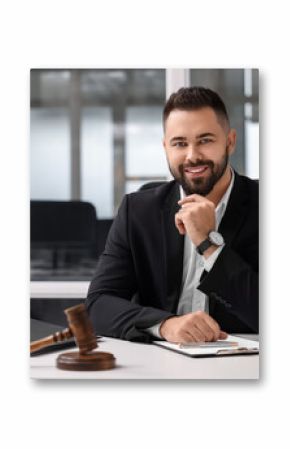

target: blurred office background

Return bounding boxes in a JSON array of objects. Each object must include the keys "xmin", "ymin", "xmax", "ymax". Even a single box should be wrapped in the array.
[{"xmin": 30, "ymin": 68, "xmax": 259, "ymax": 325}]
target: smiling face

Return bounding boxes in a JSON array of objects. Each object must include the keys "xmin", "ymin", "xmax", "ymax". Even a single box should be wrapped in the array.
[{"xmin": 163, "ymin": 107, "xmax": 236, "ymax": 199}]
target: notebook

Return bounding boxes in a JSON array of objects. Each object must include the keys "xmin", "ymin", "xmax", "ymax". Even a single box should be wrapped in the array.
[{"xmin": 153, "ymin": 335, "xmax": 259, "ymax": 358}]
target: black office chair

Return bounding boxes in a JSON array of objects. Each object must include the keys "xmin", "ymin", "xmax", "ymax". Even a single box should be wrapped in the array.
[{"xmin": 30, "ymin": 200, "xmax": 97, "ymax": 269}]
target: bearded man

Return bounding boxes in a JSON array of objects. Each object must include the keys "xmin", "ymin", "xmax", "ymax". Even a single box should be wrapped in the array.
[{"xmin": 86, "ymin": 87, "xmax": 258, "ymax": 344}]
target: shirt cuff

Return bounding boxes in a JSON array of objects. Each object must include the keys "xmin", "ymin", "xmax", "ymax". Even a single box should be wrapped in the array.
[
  {"xmin": 203, "ymin": 244, "xmax": 224, "ymax": 272},
  {"xmin": 143, "ymin": 322, "xmax": 163, "ymax": 339}
]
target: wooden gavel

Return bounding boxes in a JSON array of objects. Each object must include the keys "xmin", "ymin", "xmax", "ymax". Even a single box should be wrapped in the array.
[
  {"xmin": 30, "ymin": 303, "xmax": 97, "ymax": 355},
  {"xmin": 30, "ymin": 304, "xmax": 116, "ymax": 371}
]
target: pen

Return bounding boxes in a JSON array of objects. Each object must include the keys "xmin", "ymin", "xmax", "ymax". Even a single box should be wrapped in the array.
[
  {"xmin": 217, "ymin": 347, "xmax": 259, "ymax": 355},
  {"xmin": 179, "ymin": 341, "xmax": 239, "ymax": 349}
]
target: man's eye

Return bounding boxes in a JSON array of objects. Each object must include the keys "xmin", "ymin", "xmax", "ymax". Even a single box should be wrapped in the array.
[
  {"xmin": 199, "ymin": 138, "xmax": 212, "ymax": 145},
  {"xmin": 174, "ymin": 142, "xmax": 187, "ymax": 147}
]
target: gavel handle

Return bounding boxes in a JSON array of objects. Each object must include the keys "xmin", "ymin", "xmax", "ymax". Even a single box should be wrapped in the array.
[{"xmin": 30, "ymin": 327, "xmax": 73, "ymax": 353}]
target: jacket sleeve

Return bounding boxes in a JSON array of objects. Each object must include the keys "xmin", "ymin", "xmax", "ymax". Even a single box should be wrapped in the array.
[
  {"xmin": 85, "ymin": 196, "xmax": 174, "ymax": 342},
  {"xmin": 198, "ymin": 243, "xmax": 258, "ymax": 332}
]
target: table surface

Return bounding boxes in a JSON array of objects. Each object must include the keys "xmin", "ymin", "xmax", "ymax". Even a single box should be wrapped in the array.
[{"xmin": 30, "ymin": 334, "xmax": 259, "ymax": 380}]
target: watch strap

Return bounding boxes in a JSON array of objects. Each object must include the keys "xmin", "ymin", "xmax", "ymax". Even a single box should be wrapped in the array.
[{"xmin": 196, "ymin": 238, "xmax": 212, "ymax": 255}]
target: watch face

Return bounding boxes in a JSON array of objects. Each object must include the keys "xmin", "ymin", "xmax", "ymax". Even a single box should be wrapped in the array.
[{"xmin": 209, "ymin": 231, "xmax": 224, "ymax": 246}]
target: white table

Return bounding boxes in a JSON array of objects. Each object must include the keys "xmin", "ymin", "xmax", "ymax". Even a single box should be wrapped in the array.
[{"xmin": 30, "ymin": 334, "xmax": 259, "ymax": 380}]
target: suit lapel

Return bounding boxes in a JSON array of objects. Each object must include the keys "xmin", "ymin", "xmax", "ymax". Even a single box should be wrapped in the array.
[
  {"xmin": 218, "ymin": 171, "xmax": 248, "ymax": 244},
  {"xmin": 161, "ymin": 183, "xmax": 184, "ymax": 313},
  {"xmin": 209, "ymin": 172, "xmax": 249, "ymax": 316}
]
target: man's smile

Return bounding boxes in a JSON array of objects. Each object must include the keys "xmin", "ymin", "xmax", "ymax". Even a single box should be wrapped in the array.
[{"xmin": 184, "ymin": 165, "xmax": 209, "ymax": 178}]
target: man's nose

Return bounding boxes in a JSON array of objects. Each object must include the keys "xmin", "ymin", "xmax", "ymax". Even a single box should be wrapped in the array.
[{"xmin": 185, "ymin": 144, "xmax": 202, "ymax": 162}]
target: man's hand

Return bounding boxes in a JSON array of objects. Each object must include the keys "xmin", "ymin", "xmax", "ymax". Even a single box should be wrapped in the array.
[
  {"xmin": 175, "ymin": 194, "xmax": 216, "ymax": 247},
  {"xmin": 159, "ymin": 311, "xmax": 228, "ymax": 344}
]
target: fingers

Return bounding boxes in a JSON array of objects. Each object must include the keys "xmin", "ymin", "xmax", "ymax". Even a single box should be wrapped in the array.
[
  {"xmin": 219, "ymin": 331, "xmax": 228, "ymax": 340},
  {"xmin": 193, "ymin": 318, "xmax": 219, "ymax": 342},
  {"xmin": 186, "ymin": 326, "xmax": 206, "ymax": 342},
  {"xmin": 199, "ymin": 312, "xmax": 221, "ymax": 341},
  {"xmin": 185, "ymin": 312, "xmax": 223, "ymax": 342},
  {"xmin": 178, "ymin": 324, "xmax": 227, "ymax": 344},
  {"xmin": 160, "ymin": 312, "xmax": 227, "ymax": 344},
  {"xmin": 175, "ymin": 213, "xmax": 186, "ymax": 234},
  {"xmin": 178, "ymin": 331, "xmax": 199, "ymax": 344},
  {"xmin": 175, "ymin": 197, "xmax": 216, "ymax": 242}
]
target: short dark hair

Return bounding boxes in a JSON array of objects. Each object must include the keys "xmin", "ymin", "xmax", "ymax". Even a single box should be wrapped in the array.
[{"xmin": 163, "ymin": 86, "xmax": 230, "ymax": 130}]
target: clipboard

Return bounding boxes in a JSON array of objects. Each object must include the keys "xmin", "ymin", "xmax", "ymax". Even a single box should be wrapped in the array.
[{"xmin": 153, "ymin": 335, "xmax": 259, "ymax": 358}]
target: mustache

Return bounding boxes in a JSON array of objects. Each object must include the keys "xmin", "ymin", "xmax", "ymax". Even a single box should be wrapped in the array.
[{"xmin": 182, "ymin": 159, "xmax": 214, "ymax": 170}]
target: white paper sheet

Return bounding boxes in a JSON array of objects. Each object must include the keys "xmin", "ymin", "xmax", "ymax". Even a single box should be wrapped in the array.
[{"xmin": 154, "ymin": 335, "xmax": 259, "ymax": 357}]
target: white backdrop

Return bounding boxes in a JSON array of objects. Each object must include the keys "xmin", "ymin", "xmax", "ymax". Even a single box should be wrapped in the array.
[{"xmin": 0, "ymin": 1, "xmax": 287, "ymax": 448}]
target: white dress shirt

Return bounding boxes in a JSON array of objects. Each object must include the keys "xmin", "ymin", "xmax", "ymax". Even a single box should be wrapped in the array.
[{"xmin": 146, "ymin": 169, "xmax": 235, "ymax": 339}]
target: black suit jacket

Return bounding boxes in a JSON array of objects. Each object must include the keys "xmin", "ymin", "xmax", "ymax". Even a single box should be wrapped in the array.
[{"xmin": 86, "ymin": 172, "xmax": 258, "ymax": 342}]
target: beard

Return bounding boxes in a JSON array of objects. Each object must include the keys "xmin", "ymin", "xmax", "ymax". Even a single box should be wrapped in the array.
[{"xmin": 169, "ymin": 147, "xmax": 229, "ymax": 196}]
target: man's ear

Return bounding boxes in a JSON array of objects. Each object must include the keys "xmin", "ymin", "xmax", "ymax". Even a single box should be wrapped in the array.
[
  {"xmin": 227, "ymin": 129, "xmax": 237, "ymax": 155},
  {"xmin": 162, "ymin": 138, "xmax": 167, "ymax": 150}
]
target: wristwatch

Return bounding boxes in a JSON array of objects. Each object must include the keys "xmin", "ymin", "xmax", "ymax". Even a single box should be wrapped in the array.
[{"xmin": 196, "ymin": 231, "xmax": 224, "ymax": 255}]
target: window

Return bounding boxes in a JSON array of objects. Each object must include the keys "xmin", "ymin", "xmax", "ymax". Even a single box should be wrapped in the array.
[
  {"xmin": 30, "ymin": 69, "xmax": 166, "ymax": 218},
  {"xmin": 190, "ymin": 68, "xmax": 259, "ymax": 179}
]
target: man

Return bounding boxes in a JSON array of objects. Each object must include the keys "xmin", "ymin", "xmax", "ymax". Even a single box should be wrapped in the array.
[{"xmin": 86, "ymin": 87, "xmax": 258, "ymax": 344}]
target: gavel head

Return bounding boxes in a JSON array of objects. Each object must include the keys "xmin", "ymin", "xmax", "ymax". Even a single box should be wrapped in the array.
[{"xmin": 64, "ymin": 304, "xmax": 97, "ymax": 354}]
